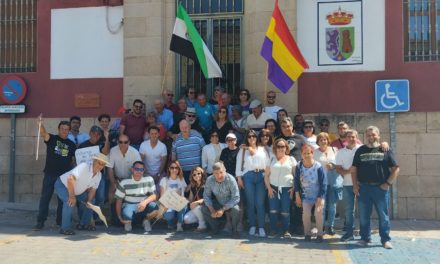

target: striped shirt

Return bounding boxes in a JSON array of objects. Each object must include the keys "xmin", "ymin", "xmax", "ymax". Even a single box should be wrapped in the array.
[
  {"xmin": 115, "ymin": 176, "xmax": 156, "ymax": 204},
  {"xmin": 172, "ymin": 130, "xmax": 206, "ymax": 171}
]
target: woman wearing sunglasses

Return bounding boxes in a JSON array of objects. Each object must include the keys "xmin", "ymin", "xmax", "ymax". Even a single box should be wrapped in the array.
[
  {"xmin": 160, "ymin": 161, "xmax": 188, "ymax": 232},
  {"xmin": 236, "ymin": 130, "xmax": 270, "ymax": 237},
  {"xmin": 183, "ymin": 166, "xmax": 207, "ymax": 231},
  {"xmin": 212, "ymin": 105, "xmax": 233, "ymax": 143}
]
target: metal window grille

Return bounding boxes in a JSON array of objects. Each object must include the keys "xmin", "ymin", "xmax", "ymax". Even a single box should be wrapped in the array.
[
  {"xmin": 404, "ymin": 0, "xmax": 440, "ymax": 62},
  {"xmin": 176, "ymin": 0, "xmax": 243, "ymax": 98},
  {"xmin": 0, "ymin": 0, "xmax": 37, "ymax": 73}
]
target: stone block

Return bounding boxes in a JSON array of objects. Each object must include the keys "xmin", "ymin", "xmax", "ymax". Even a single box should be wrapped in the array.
[
  {"xmin": 18, "ymin": 193, "xmax": 40, "ymax": 204},
  {"xmin": 25, "ymin": 118, "xmax": 62, "ymax": 138},
  {"xmin": 416, "ymin": 133, "xmax": 440, "ymax": 154},
  {"xmin": 15, "ymin": 155, "xmax": 44, "ymax": 175},
  {"xmin": 146, "ymin": 17, "xmax": 164, "ymax": 37},
  {"xmin": 255, "ymin": 0, "xmax": 277, "ymax": 12},
  {"xmin": 0, "ymin": 119, "xmax": 10, "ymax": 136},
  {"xmin": 124, "ymin": 76, "xmax": 163, "ymax": 97},
  {"xmin": 123, "ymin": 17, "xmax": 147, "ymax": 38},
  {"xmin": 437, "ymin": 198, "xmax": 440, "ymax": 220},
  {"xmin": 124, "ymin": 2, "xmax": 149, "ymax": 18},
  {"xmin": 417, "ymin": 155, "xmax": 440, "ymax": 176},
  {"xmin": 396, "ymin": 112, "xmax": 427, "ymax": 133},
  {"xmin": 0, "ymin": 137, "xmax": 10, "ymax": 155},
  {"xmin": 407, "ymin": 198, "xmax": 436, "ymax": 220},
  {"xmin": 125, "ymin": 37, "xmax": 162, "ymax": 57},
  {"xmin": 124, "ymin": 56, "xmax": 162, "ymax": 76},
  {"xmin": 396, "ymin": 175, "xmax": 420, "ymax": 198},
  {"xmin": 33, "ymin": 173, "xmax": 44, "ymax": 194},
  {"xmin": 395, "ymin": 154, "xmax": 416, "ymax": 176},
  {"xmin": 418, "ymin": 176, "xmax": 440, "ymax": 198},
  {"xmin": 397, "ymin": 197, "xmax": 407, "ymax": 219},
  {"xmin": 356, "ymin": 113, "xmax": 389, "ymax": 134},
  {"xmin": 396, "ymin": 133, "xmax": 417, "ymax": 155},
  {"xmin": 427, "ymin": 112, "xmax": 440, "ymax": 132},
  {"xmin": 255, "ymin": 11, "xmax": 272, "ymax": 32},
  {"xmin": 15, "ymin": 136, "xmax": 35, "ymax": 156},
  {"xmin": 0, "ymin": 174, "xmax": 7, "ymax": 193},
  {"xmin": 16, "ymin": 174, "xmax": 33, "ymax": 194},
  {"xmin": 0, "ymin": 193, "xmax": 7, "ymax": 202},
  {"xmin": 0, "ymin": 118, "xmax": 24, "ymax": 136},
  {"xmin": 16, "ymin": 118, "xmax": 27, "ymax": 137},
  {"xmin": 0, "ymin": 155, "xmax": 9, "ymax": 174}
]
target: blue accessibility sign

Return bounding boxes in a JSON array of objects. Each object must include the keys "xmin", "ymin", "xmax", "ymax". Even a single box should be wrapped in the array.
[
  {"xmin": 375, "ymin": 79, "xmax": 410, "ymax": 112},
  {"xmin": 0, "ymin": 76, "xmax": 28, "ymax": 105}
]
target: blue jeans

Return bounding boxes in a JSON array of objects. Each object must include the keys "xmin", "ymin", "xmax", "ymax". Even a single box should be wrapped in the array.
[
  {"xmin": 95, "ymin": 173, "xmax": 106, "ymax": 209},
  {"xmin": 54, "ymin": 179, "xmax": 93, "ymax": 231},
  {"xmin": 243, "ymin": 171, "xmax": 265, "ymax": 228},
  {"xmin": 163, "ymin": 207, "xmax": 187, "ymax": 225},
  {"xmin": 343, "ymin": 185, "xmax": 356, "ymax": 236},
  {"xmin": 325, "ymin": 186, "xmax": 343, "ymax": 229},
  {"xmin": 122, "ymin": 201, "xmax": 159, "ymax": 221},
  {"xmin": 268, "ymin": 185, "xmax": 291, "ymax": 233},
  {"xmin": 37, "ymin": 173, "xmax": 63, "ymax": 224},
  {"xmin": 358, "ymin": 184, "xmax": 391, "ymax": 244}
]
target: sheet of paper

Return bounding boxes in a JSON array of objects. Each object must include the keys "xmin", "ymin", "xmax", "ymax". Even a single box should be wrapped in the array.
[{"xmin": 159, "ymin": 190, "xmax": 188, "ymax": 211}]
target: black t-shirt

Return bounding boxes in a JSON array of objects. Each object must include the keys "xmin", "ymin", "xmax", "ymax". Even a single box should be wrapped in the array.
[
  {"xmin": 220, "ymin": 147, "xmax": 239, "ymax": 176},
  {"xmin": 212, "ymin": 121, "xmax": 233, "ymax": 143},
  {"xmin": 190, "ymin": 185, "xmax": 205, "ymax": 201},
  {"xmin": 44, "ymin": 134, "xmax": 76, "ymax": 176},
  {"xmin": 352, "ymin": 145, "xmax": 398, "ymax": 184},
  {"xmin": 278, "ymin": 134, "xmax": 306, "ymax": 162}
]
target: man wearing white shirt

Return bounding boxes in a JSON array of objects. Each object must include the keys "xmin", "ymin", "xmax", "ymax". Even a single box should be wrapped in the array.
[
  {"xmin": 246, "ymin": 99, "xmax": 271, "ymax": 134},
  {"xmin": 263, "ymin": 90, "xmax": 282, "ymax": 120},
  {"xmin": 335, "ymin": 129, "xmax": 361, "ymax": 242},
  {"xmin": 139, "ymin": 126, "xmax": 167, "ymax": 183},
  {"xmin": 54, "ymin": 153, "xmax": 111, "ymax": 235}
]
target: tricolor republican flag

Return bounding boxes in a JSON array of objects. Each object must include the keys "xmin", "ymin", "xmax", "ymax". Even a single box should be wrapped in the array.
[
  {"xmin": 260, "ymin": 0, "xmax": 309, "ymax": 93},
  {"xmin": 170, "ymin": 4, "xmax": 222, "ymax": 79}
]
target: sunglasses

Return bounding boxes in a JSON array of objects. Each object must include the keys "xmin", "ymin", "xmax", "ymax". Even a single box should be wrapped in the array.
[
  {"xmin": 304, "ymin": 126, "xmax": 313, "ymax": 129},
  {"xmin": 169, "ymin": 166, "xmax": 179, "ymax": 170},
  {"xmin": 276, "ymin": 145, "xmax": 286, "ymax": 149},
  {"xmin": 240, "ymin": 93, "xmax": 248, "ymax": 96},
  {"xmin": 167, "ymin": 93, "xmax": 174, "ymax": 97},
  {"xmin": 118, "ymin": 141, "xmax": 129, "ymax": 144},
  {"xmin": 267, "ymin": 96, "xmax": 276, "ymax": 99},
  {"xmin": 226, "ymin": 138, "xmax": 236, "ymax": 142},
  {"xmin": 261, "ymin": 134, "xmax": 270, "ymax": 138},
  {"xmin": 248, "ymin": 135, "xmax": 257, "ymax": 138},
  {"xmin": 192, "ymin": 172, "xmax": 202, "ymax": 176},
  {"xmin": 320, "ymin": 124, "xmax": 329, "ymax": 127},
  {"xmin": 133, "ymin": 105, "xmax": 143, "ymax": 109},
  {"xmin": 188, "ymin": 91, "xmax": 195, "ymax": 94},
  {"xmin": 186, "ymin": 114, "xmax": 196, "ymax": 118},
  {"xmin": 133, "ymin": 167, "xmax": 145, "ymax": 172},
  {"xmin": 211, "ymin": 134, "xmax": 219, "ymax": 137}
]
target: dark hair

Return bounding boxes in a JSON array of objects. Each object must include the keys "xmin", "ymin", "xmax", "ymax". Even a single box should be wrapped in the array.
[
  {"xmin": 258, "ymin": 128, "xmax": 273, "ymax": 146},
  {"xmin": 244, "ymin": 129, "xmax": 258, "ymax": 146},
  {"xmin": 185, "ymin": 87, "xmax": 197, "ymax": 97},
  {"xmin": 301, "ymin": 120, "xmax": 316, "ymax": 134},
  {"xmin": 69, "ymin": 116, "xmax": 81, "ymax": 123},
  {"xmin": 319, "ymin": 118, "xmax": 330, "ymax": 125},
  {"xmin": 148, "ymin": 125, "xmax": 160, "ymax": 133},
  {"xmin": 239, "ymin": 89, "xmax": 251, "ymax": 101},
  {"xmin": 264, "ymin": 118, "xmax": 280, "ymax": 137},
  {"xmin": 215, "ymin": 105, "xmax": 229, "ymax": 120},
  {"xmin": 133, "ymin": 99, "xmax": 143, "ymax": 106},
  {"xmin": 277, "ymin": 109, "xmax": 288, "ymax": 122},
  {"xmin": 132, "ymin": 161, "xmax": 145, "ymax": 168},
  {"xmin": 98, "ymin": 113, "xmax": 111, "ymax": 122},
  {"xmin": 58, "ymin": 120, "xmax": 71, "ymax": 129}
]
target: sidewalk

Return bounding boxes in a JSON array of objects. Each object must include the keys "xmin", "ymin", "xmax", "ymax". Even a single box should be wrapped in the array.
[{"xmin": 0, "ymin": 202, "xmax": 439, "ymax": 264}]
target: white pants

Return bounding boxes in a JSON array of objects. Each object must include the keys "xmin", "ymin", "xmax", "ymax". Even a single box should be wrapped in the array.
[{"xmin": 183, "ymin": 205, "xmax": 206, "ymax": 228}]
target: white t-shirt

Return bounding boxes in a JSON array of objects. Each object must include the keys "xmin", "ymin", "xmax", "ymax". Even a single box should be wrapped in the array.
[
  {"xmin": 60, "ymin": 161, "xmax": 101, "ymax": 195},
  {"xmin": 139, "ymin": 140, "xmax": 167, "ymax": 176},
  {"xmin": 335, "ymin": 144, "xmax": 361, "ymax": 186},
  {"xmin": 109, "ymin": 145, "xmax": 142, "ymax": 180},
  {"xmin": 245, "ymin": 112, "xmax": 271, "ymax": 131},
  {"xmin": 160, "ymin": 177, "xmax": 187, "ymax": 196},
  {"xmin": 264, "ymin": 105, "xmax": 282, "ymax": 120},
  {"xmin": 202, "ymin": 143, "xmax": 227, "ymax": 174}
]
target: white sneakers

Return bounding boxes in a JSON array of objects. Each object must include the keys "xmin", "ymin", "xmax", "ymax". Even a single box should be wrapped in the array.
[
  {"xmin": 124, "ymin": 223, "xmax": 132, "ymax": 232},
  {"xmin": 176, "ymin": 223, "xmax": 183, "ymax": 232},
  {"xmin": 383, "ymin": 241, "xmax": 393, "ymax": 249},
  {"xmin": 248, "ymin": 226, "xmax": 266, "ymax": 237},
  {"xmin": 249, "ymin": 226, "xmax": 256, "ymax": 236},
  {"xmin": 258, "ymin": 228, "xmax": 266, "ymax": 237},
  {"xmin": 143, "ymin": 219, "xmax": 152, "ymax": 232}
]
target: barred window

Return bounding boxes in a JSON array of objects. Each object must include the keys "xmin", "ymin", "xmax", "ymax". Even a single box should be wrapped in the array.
[
  {"xmin": 0, "ymin": 0, "xmax": 37, "ymax": 73},
  {"xmin": 404, "ymin": 0, "xmax": 440, "ymax": 62},
  {"xmin": 176, "ymin": 0, "xmax": 243, "ymax": 98}
]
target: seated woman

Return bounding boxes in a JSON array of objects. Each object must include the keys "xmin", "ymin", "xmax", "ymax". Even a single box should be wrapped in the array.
[
  {"xmin": 183, "ymin": 166, "xmax": 207, "ymax": 231},
  {"xmin": 54, "ymin": 153, "xmax": 111, "ymax": 235},
  {"xmin": 160, "ymin": 161, "xmax": 188, "ymax": 232}
]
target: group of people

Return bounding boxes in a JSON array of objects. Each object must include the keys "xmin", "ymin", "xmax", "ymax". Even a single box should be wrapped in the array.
[{"xmin": 33, "ymin": 88, "xmax": 399, "ymax": 250}]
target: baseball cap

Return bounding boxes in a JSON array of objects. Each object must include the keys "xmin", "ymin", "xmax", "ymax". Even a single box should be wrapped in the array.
[
  {"xmin": 225, "ymin": 133, "xmax": 237, "ymax": 141},
  {"xmin": 186, "ymin": 107, "xmax": 196, "ymax": 114},
  {"xmin": 249, "ymin": 99, "xmax": 262, "ymax": 109},
  {"xmin": 90, "ymin": 125, "xmax": 103, "ymax": 135}
]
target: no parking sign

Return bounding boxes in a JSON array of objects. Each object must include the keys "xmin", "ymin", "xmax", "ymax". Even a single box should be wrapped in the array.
[{"xmin": 0, "ymin": 76, "xmax": 28, "ymax": 105}]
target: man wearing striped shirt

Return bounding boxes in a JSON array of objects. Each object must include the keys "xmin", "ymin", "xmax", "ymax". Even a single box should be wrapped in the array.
[
  {"xmin": 115, "ymin": 161, "xmax": 159, "ymax": 232},
  {"xmin": 172, "ymin": 119, "xmax": 206, "ymax": 184}
]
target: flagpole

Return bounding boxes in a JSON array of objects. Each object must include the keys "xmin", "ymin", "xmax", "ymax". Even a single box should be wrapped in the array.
[
  {"xmin": 264, "ymin": 63, "xmax": 268, "ymax": 98},
  {"xmin": 161, "ymin": 51, "xmax": 171, "ymax": 94}
]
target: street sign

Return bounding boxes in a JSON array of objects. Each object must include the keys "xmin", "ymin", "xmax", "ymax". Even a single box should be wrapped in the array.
[
  {"xmin": 0, "ymin": 76, "xmax": 28, "ymax": 105},
  {"xmin": 375, "ymin": 79, "xmax": 410, "ymax": 112},
  {"xmin": 0, "ymin": 105, "xmax": 26, "ymax": 113}
]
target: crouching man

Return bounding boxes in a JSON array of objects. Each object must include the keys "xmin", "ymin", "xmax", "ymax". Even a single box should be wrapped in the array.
[
  {"xmin": 55, "ymin": 153, "xmax": 111, "ymax": 235},
  {"xmin": 115, "ymin": 161, "xmax": 159, "ymax": 232}
]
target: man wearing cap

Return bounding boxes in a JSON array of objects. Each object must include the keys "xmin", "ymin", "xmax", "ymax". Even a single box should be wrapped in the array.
[
  {"xmin": 115, "ymin": 161, "xmax": 159, "ymax": 232},
  {"xmin": 34, "ymin": 119, "xmax": 76, "ymax": 231},
  {"xmin": 263, "ymin": 90, "xmax": 282, "ymax": 120},
  {"xmin": 168, "ymin": 107, "xmax": 204, "ymax": 140},
  {"xmin": 54, "ymin": 153, "xmax": 111, "ymax": 235},
  {"xmin": 246, "ymin": 99, "xmax": 271, "ymax": 133}
]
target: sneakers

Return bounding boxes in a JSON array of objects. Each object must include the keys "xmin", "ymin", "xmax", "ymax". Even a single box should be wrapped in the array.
[
  {"xmin": 326, "ymin": 227, "xmax": 335, "ymax": 236},
  {"xmin": 305, "ymin": 235, "xmax": 312, "ymax": 242},
  {"xmin": 33, "ymin": 222, "xmax": 44, "ymax": 231},
  {"xmin": 316, "ymin": 235, "xmax": 324, "ymax": 243},
  {"xmin": 248, "ymin": 226, "xmax": 256, "ymax": 236},
  {"xmin": 283, "ymin": 231, "xmax": 292, "ymax": 239},
  {"xmin": 357, "ymin": 240, "xmax": 369, "ymax": 247},
  {"xmin": 176, "ymin": 223, "xmax": 183, "ymax": 232},
  {"xmin": 143, "ymin": 219, "xmax": 151, "ymax": 232},
  {"xmin": 222, "ymin": 222, "xmax": 232, "ymax": 233},
  {"xmin": 124, "ymin": 222, "xmax": 132, "ymax": 232},
  {"xmin": 340, "ymin": 233, "xmax": 355, "ymax": 242},
  {"xmin": 258, "ymin": 228, "xmax": 266, "ymax": 238},
  {"xmin": 383, "ymin": 241, "xmax": 393, "ymax": 249}
]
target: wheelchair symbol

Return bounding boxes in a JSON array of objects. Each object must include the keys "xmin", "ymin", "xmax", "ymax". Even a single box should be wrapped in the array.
[{"xmin": 380, "ymin": 83, "xmax": 404, "ymax": 109}]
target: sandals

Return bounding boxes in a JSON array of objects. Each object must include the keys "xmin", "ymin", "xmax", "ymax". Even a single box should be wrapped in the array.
[
  {"xmin": 59, "ymin": 229, "xmax": 75, "ymax": 235},
  {"xmin": 76, "ymin": 224, "xmax": 96, "ymax": 231}
]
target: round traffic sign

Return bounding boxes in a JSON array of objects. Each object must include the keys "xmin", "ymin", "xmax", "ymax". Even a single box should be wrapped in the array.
[{"xmin": 0, "ymin": 76, "xmax": 28, "ymax": 104}]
